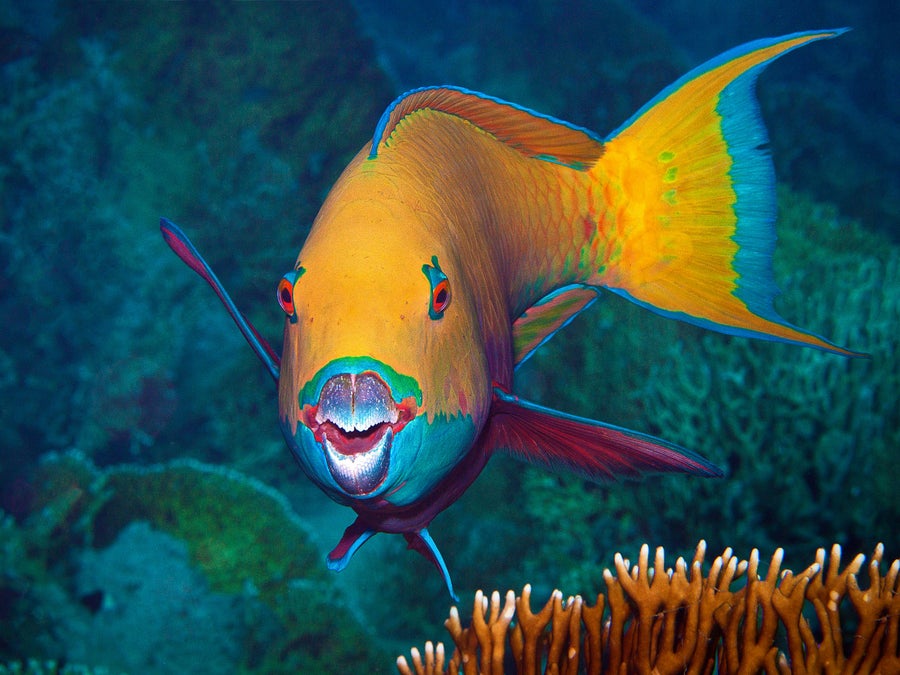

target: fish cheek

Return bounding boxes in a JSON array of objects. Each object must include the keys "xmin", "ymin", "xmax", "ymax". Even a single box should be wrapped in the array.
[
  {"xmin": 382, "ymin": 413, "xmax": 479, "ymax": 506},
  {"xmin": 278, "ymin": 319, "xmax": 304, "ymax": 433},
  {"xmin": 421, "ymin": 299, "xmax": 492, "ymax": 431},
  {"xmin": 278, "ymin": 407, "xmax": 355, "ymax": 506},
  {"xmin": 277, "ymin": 321, "xmax": 331, "ymax": 496}
]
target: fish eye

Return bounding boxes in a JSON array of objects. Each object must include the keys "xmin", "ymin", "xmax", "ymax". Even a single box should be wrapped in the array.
[
  {"xmin": 277, "ymin": 277, "xmax": 294, "ymax": 314},
  {"xmin": 276, "ymin": 268, "xmax": 304, "ymax": 320},
  {"xmin": 432, "ymin": 279, "xmax": 450, "ymax": 314},
  {"xmin": 422, "ymin": 256, "xmax": 451, "ymax": 320}
]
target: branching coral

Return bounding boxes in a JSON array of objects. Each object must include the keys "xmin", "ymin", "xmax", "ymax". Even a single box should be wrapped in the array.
[{"xmin": 397, "ymin": 542, "xmax": 900, "ymax": 675}]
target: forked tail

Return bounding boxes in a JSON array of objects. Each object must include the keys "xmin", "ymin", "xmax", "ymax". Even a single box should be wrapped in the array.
[{"xmin": 591, "ymin": 29, "xmax": 862, "ymax": 356}]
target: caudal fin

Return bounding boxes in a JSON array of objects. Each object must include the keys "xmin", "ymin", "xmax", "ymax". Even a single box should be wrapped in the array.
[{"xmin": 591, "ymin": 30, "xmax": 861, "ymax": 356}]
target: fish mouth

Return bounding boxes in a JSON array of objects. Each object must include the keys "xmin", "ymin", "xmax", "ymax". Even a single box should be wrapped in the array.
[{"xmin": 301, "ymin": 372, "xmax": 417, "ymax": 495}]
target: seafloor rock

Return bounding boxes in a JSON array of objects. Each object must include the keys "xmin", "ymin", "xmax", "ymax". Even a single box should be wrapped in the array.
[
  {"xmin": 66, "ymin": 523, "xmax": 248, "ymax": 673},
  {"xmin": 1, "ymin": 451, "xmax": 388, "ymax": 673}
]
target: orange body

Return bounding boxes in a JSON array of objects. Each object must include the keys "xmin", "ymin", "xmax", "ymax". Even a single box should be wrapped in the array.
[{"xmin": 163, "ymin": 30, "xmax": 857, "ymax": 598}]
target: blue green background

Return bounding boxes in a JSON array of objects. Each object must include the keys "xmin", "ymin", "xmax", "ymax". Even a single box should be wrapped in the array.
[{"xmin": 0, "ymin": 0, "xmax": 896, "ymax": 672}]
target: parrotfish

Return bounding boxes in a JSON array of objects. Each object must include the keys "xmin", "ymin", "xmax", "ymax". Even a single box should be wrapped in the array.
[{"xmin": 161, "ymin": 29, "xmax": 860, "ymax": 598}]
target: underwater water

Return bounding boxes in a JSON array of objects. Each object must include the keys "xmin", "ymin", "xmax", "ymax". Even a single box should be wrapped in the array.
[{"xmin": 0, "ymin": 0, "xmax": 897, "ymax": 672}]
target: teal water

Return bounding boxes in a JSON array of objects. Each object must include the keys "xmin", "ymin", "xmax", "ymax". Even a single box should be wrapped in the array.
[{"xmin": 0, "ymin": 1, "xmax": 896, "ymax": 672}]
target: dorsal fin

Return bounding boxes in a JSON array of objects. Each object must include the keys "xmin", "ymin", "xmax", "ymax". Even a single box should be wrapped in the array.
[{"xmin": 369, "ymin": 86, "xmax": 605, "ymax": 170}]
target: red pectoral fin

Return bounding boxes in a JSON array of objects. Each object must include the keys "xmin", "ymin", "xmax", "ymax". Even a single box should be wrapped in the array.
[
  {"xmin": 486, "ymin": 389, "xmax": 723, "ymax": 480},
  {"xmin": 160, "ymin": 218, "xmax": 281, "ymax": 380}
]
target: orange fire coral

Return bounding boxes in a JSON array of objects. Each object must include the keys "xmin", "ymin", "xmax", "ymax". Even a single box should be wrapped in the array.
[{"xmin": 397, "ymin": 542, "xmax": 899, "ymax": 675}]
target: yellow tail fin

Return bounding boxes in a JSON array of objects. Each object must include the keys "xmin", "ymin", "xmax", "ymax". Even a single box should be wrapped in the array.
[{"xmin": 592, "ymin": 30, "xmax": 859, "ymax": 356}]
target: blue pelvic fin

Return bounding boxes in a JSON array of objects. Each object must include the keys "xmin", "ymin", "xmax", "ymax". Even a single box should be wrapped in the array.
[
  {"xmin": 326, "ymin": 518, "xmax": 377, "ymax": 571},
  {"xmin": 326, "ymin": 521, "xmax": 458, "ymax": 600},
  {"xmin": 159, "ymin": 218, "xmax": 281, "ymax": 381},
  {"xmin": 404, "ymin": 529, "xmax": 458, "ymax": 601}
]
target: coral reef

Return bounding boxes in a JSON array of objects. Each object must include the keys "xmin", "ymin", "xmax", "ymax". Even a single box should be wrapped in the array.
[
  {"xmin": 398, "ymin": 541, "xmax": 900, "ymax": 675},
  {"xmin": 62, "ymin": 522, "xmax": 247, "ymax": 673},
  {"xmin": 1, "ymin": 451, "xmax": 388, "ymax": 673}
]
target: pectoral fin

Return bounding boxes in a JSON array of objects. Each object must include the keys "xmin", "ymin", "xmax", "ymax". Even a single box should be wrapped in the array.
[
  {"xmin": 160, "ymin": 218, "xmax": 281, "ymax": 379},
  {"xmin": 512, "ymin": 285, "xmax": 600, "ymax": 366},
  {"xmin": 486, "ymin": 388, "xmax": 723, "ymax": 480}
]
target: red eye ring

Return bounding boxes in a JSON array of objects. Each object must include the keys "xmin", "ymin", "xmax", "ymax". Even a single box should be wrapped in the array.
[
  {"xmin": 422, "ymin": 256, "xmax": 450, "ymax": 320},
  {"xmin": 276, "ymin": 268, "xmax": 304, "ymax": 319},
  {"xmin": 431, "ymin": 279, "xmax": 450, "ymax": 314},
  {"xmin": 277, "ymin": 276, "xmax": 295, "ymax": 315}
]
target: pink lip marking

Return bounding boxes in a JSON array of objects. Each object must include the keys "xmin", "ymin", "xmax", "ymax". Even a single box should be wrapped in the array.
[{"xmin": 299, "ymin": 372, "xmax": 417, "ymax": 494}]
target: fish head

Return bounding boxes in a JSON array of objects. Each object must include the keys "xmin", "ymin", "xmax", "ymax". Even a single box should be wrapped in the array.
[{"xmin": 276, "ymin": 187, "xmax": 492, "ymax": 509}]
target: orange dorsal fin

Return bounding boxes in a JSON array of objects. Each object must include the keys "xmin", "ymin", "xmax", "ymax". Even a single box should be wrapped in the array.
[{"xmin": 369, "ymin": 86, "xmax": 605, "ymax": 169}]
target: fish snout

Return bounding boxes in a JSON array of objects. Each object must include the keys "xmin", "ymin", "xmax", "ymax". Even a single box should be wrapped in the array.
[
  {"xmin": 317, "ymin": 372, "xmax": 397, "ymax": 433},
  {"xmin": 302, "ymin": 372, "xmax": 416, "ymax": 495}
]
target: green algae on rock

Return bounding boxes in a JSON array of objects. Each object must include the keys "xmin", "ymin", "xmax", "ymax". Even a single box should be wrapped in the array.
[{"xmin": 3, "ymin": 451, "xmax": 388, "ymax": 672}]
